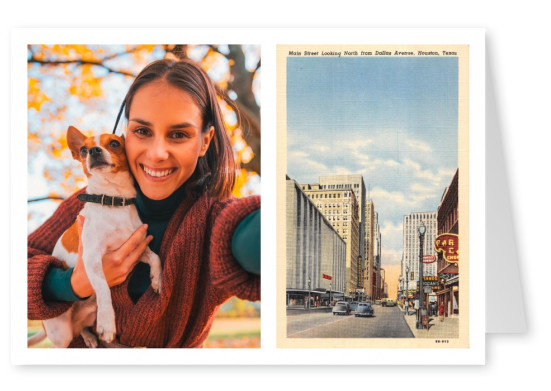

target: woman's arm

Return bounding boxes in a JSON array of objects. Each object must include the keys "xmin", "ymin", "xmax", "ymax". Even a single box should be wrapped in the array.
[
  {"xmin": 231, "ymin": 209, "xmax": 260, "ymax": 274},
  {"xmin": 209, "ymin": 195, "xmax": 261, "ymax": 301},
  {"xmin": 41, "ymin": 216, "xmax": 154, "ymax": 300},
  {"xmin": 28, "ymin": 190, "xmax": 85, "ymax": 320},
  {"xmin": 69, "ymin": 215, "xmax": 153, "ymax": 298},
  {"xmin": 29, "ymin": 190, "xmax": 154, "ymax": 318}
]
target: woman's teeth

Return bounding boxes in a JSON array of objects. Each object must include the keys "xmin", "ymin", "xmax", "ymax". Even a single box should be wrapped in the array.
[{"xmin": 143, "ymin": 166, "xmax": 174, "ymax": 178}]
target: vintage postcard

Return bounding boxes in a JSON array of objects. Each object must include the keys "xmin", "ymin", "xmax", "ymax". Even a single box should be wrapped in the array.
[{"xmin": 277, "ymin": 41, "xmax": 482, "ymax": 352}]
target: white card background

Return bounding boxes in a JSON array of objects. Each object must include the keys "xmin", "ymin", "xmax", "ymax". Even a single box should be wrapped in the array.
[
  {"xmin": 486, "ymin": 54, "xmax": 526, "ymax": 333},
  {"xmin": 2, "ymin": 0, "xmax": 548, "ymax": 387}
]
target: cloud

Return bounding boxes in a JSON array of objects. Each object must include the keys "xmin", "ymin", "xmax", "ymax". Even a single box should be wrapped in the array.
[
  {"xmin": 381, "ymin": 248, "xmax": 402, "ymax": 266},
  {"xmin": 406, "ymin": 139, "xmax": 432, "ymax": 153},
  {"xmin": 379, "ymin": 220, "xmax": 404, "ymax": 266},
  {"xmin": 287, "ymin": 128, "xmax": 457, "ymax": 273}
]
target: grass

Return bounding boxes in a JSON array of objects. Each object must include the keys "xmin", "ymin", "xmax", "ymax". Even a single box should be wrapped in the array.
[{"xmin": 27, "ymin": 317, "xmax": 260, "ymax": 348}]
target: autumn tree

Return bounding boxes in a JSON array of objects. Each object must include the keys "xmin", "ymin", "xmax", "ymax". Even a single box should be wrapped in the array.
[{"xmin": 27, "ymin": 44, "xmax": 261, "ymax": 231}]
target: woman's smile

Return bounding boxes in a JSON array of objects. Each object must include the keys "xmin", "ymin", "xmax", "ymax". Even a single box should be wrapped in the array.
[{"xmin": 140, "ymin": 164, "xmax": 177, "ymax": 180}]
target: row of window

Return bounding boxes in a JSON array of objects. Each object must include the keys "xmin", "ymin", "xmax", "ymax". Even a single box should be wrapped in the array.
[
  {"xmin": 321, "ymin": 183, "xmax": 360, "ymax": 190},
  {"xmin": 319, "ymin": 209, "xmax": 349, "ymax": 215},
  {"xmin": 307, "ymin": 192, "xmax": 351, "ymax": 198},
  {"xmin": 313, "ymin": 203, "xmax": 350, "ymax": 209},
  {"xmin": 326, "ymin": 215, "xmax": 349, "ymax": 221}
]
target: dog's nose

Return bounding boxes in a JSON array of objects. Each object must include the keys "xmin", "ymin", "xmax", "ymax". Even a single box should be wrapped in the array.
[{"xmin": 89, "ymin": 147, "xmax": 102, "ymax": 157}]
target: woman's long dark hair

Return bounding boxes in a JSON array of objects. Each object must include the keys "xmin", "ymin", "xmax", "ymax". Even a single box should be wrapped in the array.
[{"xmin": 123, "ymin": 58, "xmax": 236, "ymax": 200}]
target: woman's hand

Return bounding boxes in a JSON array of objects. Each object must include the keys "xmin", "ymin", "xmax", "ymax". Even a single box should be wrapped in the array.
[{"xmin": 70, "ymin": 215, "xmax": 153, "ymax": 298}]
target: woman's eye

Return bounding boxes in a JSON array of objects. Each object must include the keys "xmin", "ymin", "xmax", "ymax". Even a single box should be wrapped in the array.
[
  {"xmin": 133, "ymin": 127, "xmax": 150, "ymax": 137},
  {"xmin": 109, "ymin": 140, "xmax": 121, "ymax": 148},
  {"xmin": 80, "ymin": 146, "xmax": 88, "ymax": 157},
  {"xmin": 170, "ymin": 131, "xmax": 189, "ymax": 139}
]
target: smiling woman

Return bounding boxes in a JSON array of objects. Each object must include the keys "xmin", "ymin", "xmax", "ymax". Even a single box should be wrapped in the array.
[{"xmin": 27, "ymin": 55, "xmax": 261, "ymax": 349}]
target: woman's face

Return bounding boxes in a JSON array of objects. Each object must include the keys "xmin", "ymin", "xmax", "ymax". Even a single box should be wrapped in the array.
[{"xmin": 125, "ymin": 80, "xmax": 214, "ymax": 200}]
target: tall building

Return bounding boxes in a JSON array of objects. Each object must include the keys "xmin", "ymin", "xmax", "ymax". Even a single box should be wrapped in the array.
[
  {"xmin": 367, "ymin": 202, "xmax": 382, "ymax": 300},
  {"xmin": 365, "ymin": 201, "xmax": 374, "ymax": 299},
  {"xmin": 319, "ymin": 175, "xmax": 367, "ymax": 298},
  {"xmin": 286, "ymin": 177, "xmax": 347, "ymax": 304},
  {"xmin": 299, "ymin": 182, "xmax": 361, "ymax": 298},
  {"xmin": 400, "ymin": 212, "xmax": 438, "ymax": 298},
  {"xmin": 373, "ymin": 211, "xmax": 381, "ymax": 299}
]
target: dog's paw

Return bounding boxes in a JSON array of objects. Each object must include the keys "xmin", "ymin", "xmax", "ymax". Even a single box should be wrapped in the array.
[
  {"xmin": 146, "ymin": 252, "xmax": 162, "ymax": 294},
  {"xmin": 96, "ymin": 309, "xmax": 116, "ymax": 343},
  {"xmin": 97, "ymin": 325, "xmax": 116, "ymax": 343},
  {"xmin": 81, "ymin": 329, "xmax": 98, "ymax": 348},
  {"xmin": 151, "ymin": 272, "xmax": 162, "ymax": 294}
]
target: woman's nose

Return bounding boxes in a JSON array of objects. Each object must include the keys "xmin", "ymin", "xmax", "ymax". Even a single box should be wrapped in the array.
[{"xmin": 147, "ymin": 137, "xmax": 170, "ymax": 161}]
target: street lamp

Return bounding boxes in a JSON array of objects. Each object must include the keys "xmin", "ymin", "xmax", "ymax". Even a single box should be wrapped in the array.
[
  {"xmin": 329, "ymin": 282, "xmax": 332, "ymax": 307},
  {"xmin": 416, "ymin": 221, "xmax": 426, "ymax": 329},
  {"xmin": 307, "ymin": 277, "xmax": 311, "ymax": 310},
  {"xmin": 405, "ymin": 265, "xmax": 410, "ymax": 314},
  {"xmin": 357, "ymin": 254, "xmax": 363, "ymax": 301}
]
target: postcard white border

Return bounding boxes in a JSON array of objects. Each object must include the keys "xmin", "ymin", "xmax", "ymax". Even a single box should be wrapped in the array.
[{"xmin": 11, "ymin": 27, "xmax": 484, "ymax": 365}]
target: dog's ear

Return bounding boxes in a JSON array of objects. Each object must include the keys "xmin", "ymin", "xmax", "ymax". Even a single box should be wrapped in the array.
[{"xmin": 67, "ymin": 126, "xmax": 86, "ymax": 161}]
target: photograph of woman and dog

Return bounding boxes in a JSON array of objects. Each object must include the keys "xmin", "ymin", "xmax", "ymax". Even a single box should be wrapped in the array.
[{"xmin": 26, "ymin": 44, "xmax": 261, "ymax": 348}]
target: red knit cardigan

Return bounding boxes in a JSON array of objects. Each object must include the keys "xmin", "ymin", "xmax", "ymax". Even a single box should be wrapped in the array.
[{"xmin": 28, "ymin": 189, "xmax": 260, "ymax": 348}]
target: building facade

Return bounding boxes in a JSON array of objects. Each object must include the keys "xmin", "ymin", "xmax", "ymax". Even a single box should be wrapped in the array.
[
  {"xmin": 299, "ymin": 182, "xmax": 361, "ymax": 298},
  {"xmin": 373, "ymin": 211, "xmax": 382, "ymax": 299},
  {"xmin": 400, "ymin": 211, "xmax": 438, "ymax": 299},
  {"xmin": 436, "ymin": 169, "xmax": 459, "ymax": 317},
  {"xmin": 365, "ymin": 201, "xmax": 375, "ymax": 300},
  {"xmin": 286, "ymin": 177, "xmax": 347, "ymax": 306},
  {"xmin": 319, "ymin": 175, "xmax": 367, "ymax": 298}
]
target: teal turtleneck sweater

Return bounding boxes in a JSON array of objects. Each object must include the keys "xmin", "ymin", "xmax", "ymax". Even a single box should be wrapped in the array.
[{"xmin": 43, "ymin": 184, "xmax": 260, "ymax": 303}]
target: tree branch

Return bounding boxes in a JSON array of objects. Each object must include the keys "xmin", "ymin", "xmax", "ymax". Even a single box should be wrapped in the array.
[
  {"xmin": 28, "ymin": 196, "xmax": 65, "ymax": 203},
  {"xmin": 28, "ymin": 57, "xmax": 136, "ymax": 77}
]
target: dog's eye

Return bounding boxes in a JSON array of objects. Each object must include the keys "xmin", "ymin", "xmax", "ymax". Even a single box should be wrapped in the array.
[
  {"xmin": 109, "ymin": 140, "xmax": 121, "ymax": 149},
  {"xmin": 80, "ymin": 146, "xmax": 87, "ymax": 157}
]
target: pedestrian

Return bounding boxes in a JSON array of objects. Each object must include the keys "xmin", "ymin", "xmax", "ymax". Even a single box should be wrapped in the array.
[
  {"xmin": 404, "ymin": 299, "xmax": 410, "ymax": 315},
  {"xmin": 27, "ymin": 58, "xmax": 260, "ymax": 348},
  {"xmin": 439, "ymin": 302, "xmax": 445, "ymax": 322}
]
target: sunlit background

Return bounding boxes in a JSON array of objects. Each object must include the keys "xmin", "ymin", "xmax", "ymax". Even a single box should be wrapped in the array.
[{"xmin": 27, "ymin": 44, "xmax": 261, "ymax": 348}]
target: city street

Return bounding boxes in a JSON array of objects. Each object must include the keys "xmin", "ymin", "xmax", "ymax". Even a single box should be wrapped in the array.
[{"xmin": 287, "ymin": 305, "xmax": 414, "ymax": 338}]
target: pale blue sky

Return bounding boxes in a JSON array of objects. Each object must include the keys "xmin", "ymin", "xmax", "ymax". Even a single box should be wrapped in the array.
[{"xmin": 286, "ymin": 56, "xmax": 458, "ymax": 265}]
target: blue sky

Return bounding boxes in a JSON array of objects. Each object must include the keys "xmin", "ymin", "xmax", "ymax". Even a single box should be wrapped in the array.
[{"xmin": 286, "ymin": 56, "xmax": 458, "ymax": 266}]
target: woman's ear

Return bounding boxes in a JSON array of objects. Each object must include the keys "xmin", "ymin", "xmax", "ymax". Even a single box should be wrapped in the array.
[{"xmin": 199, "ymin": 126, "xmax": 215, "ymax": 157}]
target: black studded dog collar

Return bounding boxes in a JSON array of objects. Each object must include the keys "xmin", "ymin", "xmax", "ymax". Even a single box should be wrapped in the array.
[{"xmin": 77, "ymin": 193, "xmax": 136, "ymax": 207}]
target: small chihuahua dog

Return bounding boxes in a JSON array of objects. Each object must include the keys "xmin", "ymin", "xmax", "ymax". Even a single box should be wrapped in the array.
[{"xmin": 29, "ymin": 126, "xmax": 161, "ymax": 348}]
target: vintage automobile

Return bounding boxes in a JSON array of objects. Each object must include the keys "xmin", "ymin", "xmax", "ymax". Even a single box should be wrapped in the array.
[
  {"xmin": 355, "ymin": 302, "xmax": 374, "ymax": 317},
  {"xmin": 349, "ymin": 301, "xmax": 359, "ymax": 312},
  {"xmin": 332, "ymin": 301, "xmax": 351, "ymax": 315},
  {"xmin": 385, "ymin": 299, "xmax": 397, "ymax": 307}
]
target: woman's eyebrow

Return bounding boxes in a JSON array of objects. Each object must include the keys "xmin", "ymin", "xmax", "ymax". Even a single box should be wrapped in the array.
[
  {"xmin": 129, "ymin": 118, "xmax": 198, "ymax": 129},
  {"xmin": 129, "ymin": 118, "xmax": 152, "ymax": 126}
]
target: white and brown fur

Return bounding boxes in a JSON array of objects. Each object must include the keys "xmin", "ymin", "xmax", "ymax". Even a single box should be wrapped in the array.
[{"xmin": 29, "ymin": 126, "xmax": 161, "ymax": 348}]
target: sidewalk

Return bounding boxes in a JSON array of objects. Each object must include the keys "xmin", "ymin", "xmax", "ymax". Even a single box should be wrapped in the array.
[{"xmin": 400, "ymin": 306, "xmax": 459, "ymax": 338}]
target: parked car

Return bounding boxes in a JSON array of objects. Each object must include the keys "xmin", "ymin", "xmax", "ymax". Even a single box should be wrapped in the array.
[
  {"xmin": 332, "ymin": 301, "xmax": 351, "ymax": 315},
  {"xmin": 355, "ymin": 302, "xmax": 374, "ymax": 317},
  {"xmin": 385, "ymin": 300, "xmax": 396, "ymax": 307},
  {"xmin": 349, "ymin": 301, "xmax": 359, "ymax": 312},
  {"xmin": 374, "ymin": 300, "xmax": 382, "ymax": 305}
]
